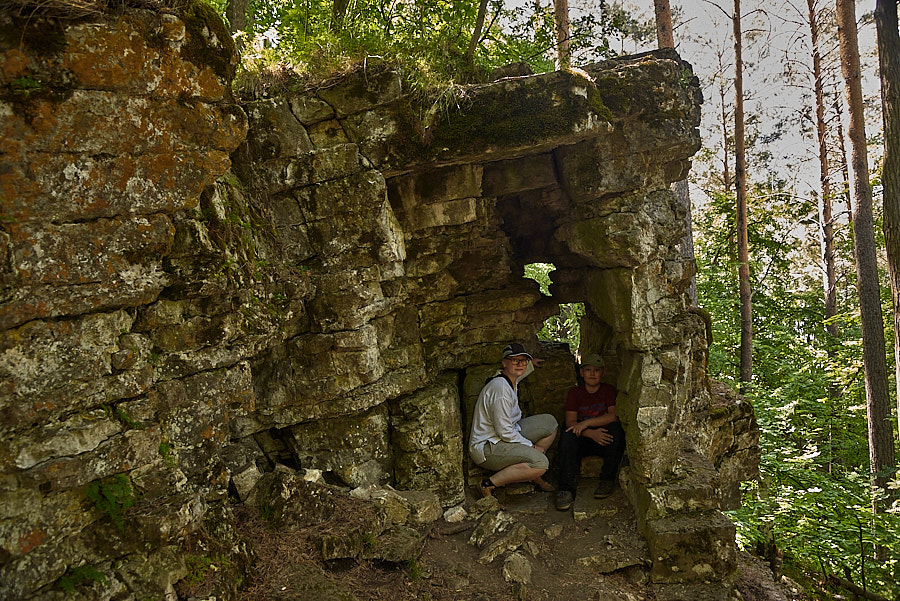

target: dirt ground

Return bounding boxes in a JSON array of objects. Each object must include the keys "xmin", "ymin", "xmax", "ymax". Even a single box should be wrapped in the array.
[{"xmin": 199, "ymin": 475, "xmax": 806, "ymax": 601}]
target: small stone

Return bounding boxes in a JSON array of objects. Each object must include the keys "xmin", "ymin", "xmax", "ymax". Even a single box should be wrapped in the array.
[
  {"xmin": 397, "ymin": 490, "xmax": 443, "ymax": 524},
  {"xmin": 478, "ymin": 523, "xmax": 531, "ymax": 564},
  {"xmin": 468, "ymin": 511, "xmax": 516, "ymax": 548},
  {"xmin": 544, "ymin": 523, "xmax": 563, "ymax": 539},
  {"xmin": 445, "ymin": 574, "xmax": 469, "ymax": 591},
  {"xmin": 469, "ymin": 495, "xmax": 500, "ymax": 518},
  {"xmin": 230, "ymin": 463, "xmax": 261, "ymax": 501},
  {"xmin": 299, "ymin": 468, "xmax": 325, "ymax": 484},
  {"xmin": 502, "ymin": 551, "xmax": 532, "ymax": 584},
  {"xmin": 443, "ymin": 505, "xmax": 468, "ymax": 523}
]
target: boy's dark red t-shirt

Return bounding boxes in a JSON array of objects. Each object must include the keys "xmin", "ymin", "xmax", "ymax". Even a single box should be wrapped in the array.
[{"xmin": 565, "ymin": 383, "xmax": 617, "ymax": 422}]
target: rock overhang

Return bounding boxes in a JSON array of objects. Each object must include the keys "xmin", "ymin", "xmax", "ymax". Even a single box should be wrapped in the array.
[{"xmin": 0, "ymin": 8, "xmax": 757, "ymax": 600}]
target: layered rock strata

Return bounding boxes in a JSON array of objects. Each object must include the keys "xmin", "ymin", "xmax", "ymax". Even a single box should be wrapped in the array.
[{"xmin": 0, "ymin": 7, "xmax": 758, "ymax": 600}]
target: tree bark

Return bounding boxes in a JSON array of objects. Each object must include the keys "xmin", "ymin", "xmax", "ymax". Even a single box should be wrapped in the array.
[
  {"xmin": 875, "ymin": 0, "xmax": 900, "ymax": 443},
  {"xmin": 654, "ymin": 0, "xmax": 675, "ymax": 48},
  {"xmin": 225, "ymin": 0, "xmax": 248, "ymax": 39},
  {"xmin": 808, "ymin": 0, "xmax": 838, "ymax": 340},
  {"xmin": 467, "ymin": 0, "xmax": 490, "ymax": 61},
  {"xmin": 733, "ymin": 0, "xmax": 753, "ymax": 390},
  {"xmin": 332, "ymin": 0, "xmax": 351, "ymax": 30},
  {"xmin": 720, "ymin": 79, "xmax": 732, "ymax": 191},
  {"xmin": 554, "ymin": 0, "xmax": 571, "ymax": 70},
  {"xmin": 833, "ymin": 79, "xmax": 854, "ymax": 217},
  {"xmin": 837, "ymin": 0, "xmax": 896, "ymax": 508}
]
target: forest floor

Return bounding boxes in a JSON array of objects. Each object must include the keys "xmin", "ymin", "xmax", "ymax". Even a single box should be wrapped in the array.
[{"xmin": 189, "ymin": 473, "xmax": 807, "ymax": 601}]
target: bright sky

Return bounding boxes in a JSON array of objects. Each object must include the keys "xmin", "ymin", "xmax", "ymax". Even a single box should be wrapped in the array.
[{"xmin": 526, "ymin": 0, "xmax": 881, "ymax": 202}]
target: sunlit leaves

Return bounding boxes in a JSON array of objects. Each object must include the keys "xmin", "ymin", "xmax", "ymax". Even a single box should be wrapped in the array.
[{"xmin": 697, "ymin": 175, "xmax": 900, "ymax": 597}]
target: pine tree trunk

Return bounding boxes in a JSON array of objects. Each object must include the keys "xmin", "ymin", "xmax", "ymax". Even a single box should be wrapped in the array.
[
  {"xmin": 834, "ymin": 80, "xmax": 854, "ymax": 216},
  {"xmin": 733, "ymin": 0, "xmax": 753, "ymax": 390},
  {"xmin": 837, "ymin": 0, "xmax": 896, "ymax": 509},
  {"xmin": 808, "ymin": 0, "xmax": 839, "ymax": 472},
  {"xmin": 225, "ymin": 0, "xmax": 248, "ymax": 43},
  {"xmin": 653, "ymin": 0, "xmax": 675, "ymax": 48},
  {"xmin": 554, "ymin": 0, "xmax": 571, "ymax": 70},
  {"xmin": 808, "ymin": 0, "xmax": 838, "ymax": 339},
  {"xmin": 875, "ymin": 0, "xmax": 900, "ymax": 444}
]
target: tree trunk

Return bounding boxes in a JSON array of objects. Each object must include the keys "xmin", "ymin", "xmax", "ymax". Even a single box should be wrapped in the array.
[
  {"xmin": 225, "ymin": 0, "xmax": 248, "ymax": 41},
  {"xmin": 332, "ymin": 0, "xmax": 351, "ymax": 31},
  {"xmin": 837, "ymin": 0, "xmax": 896, "ymax": 509},
  {"xmin": 807, "ymin": 0, "xmax": 840, "ymax": 474},
  {"xmin": 720, "ymin": 81, "xmax": 732, "ymax": 191},
  {"xmin": 654, "ymin": 0, "xmax": 675, "ymax": 48},
  {"xmin": 733, "ymin": 0, "xmax": 753, "ymax": 390},
  {"xmin": 467, "ymin": 0, "xmax": 490, "ymax": 61},
  {"xmin": 554, "ymin": 0, "xmax": 571, "ymax": 70},
  {"xmin": 808, "ymin": 0, "xmax": 838, "ymax": 340},
  {"xmin": 875, "ymin": 0, "xmax": 900, "ymax": 443},
  {"xmin": 833, "ymin": 78, "xmax": 854, "ymax": 217}
]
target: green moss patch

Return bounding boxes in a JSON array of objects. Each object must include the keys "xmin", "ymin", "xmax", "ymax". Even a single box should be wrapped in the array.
[{"xmin": 179, "ymin": 0, "xmax": 236, "ymax": 82}]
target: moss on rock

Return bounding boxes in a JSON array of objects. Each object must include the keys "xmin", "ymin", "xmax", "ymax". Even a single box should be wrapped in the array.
[{"xmin": 179, "ymin": 0, "xmax": 236, "ymax": 83}]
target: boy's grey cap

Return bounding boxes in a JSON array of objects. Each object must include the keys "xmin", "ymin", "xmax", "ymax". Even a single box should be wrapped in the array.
[
  {"xmin": 581, "ymin": 353, "xmax": 604, "ymax": 368},
  {"xmin": 501, "ymin": 343, "xmax": 533, "ymax": 360}
]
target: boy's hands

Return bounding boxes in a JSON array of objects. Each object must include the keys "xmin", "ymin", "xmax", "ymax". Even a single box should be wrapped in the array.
[
  {"xmin": 567, "ymin": 423, "xmax": 612, "ymax": 445},
  {"xmin": 584, "ymin": 427, "xmax": 612, "ymax": 445}
]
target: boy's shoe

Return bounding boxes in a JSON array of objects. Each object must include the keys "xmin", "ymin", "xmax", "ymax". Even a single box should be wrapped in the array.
[
  {"xmin": 555, "ymin": 490, "xmax": 574, "ymax": 510},
  {"xmin": 594, "ymin": 479, "xmax": 615, "ymax": 499}
]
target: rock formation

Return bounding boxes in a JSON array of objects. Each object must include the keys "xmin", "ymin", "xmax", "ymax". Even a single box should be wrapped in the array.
[{"xmin": 0, "ymin": 6, "xmax": 758, "ymax": 600}]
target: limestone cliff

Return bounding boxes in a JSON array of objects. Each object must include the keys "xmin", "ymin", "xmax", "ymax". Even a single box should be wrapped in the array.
[{"xmin": 0, "ymin": 6, "xmax": 758, "ymax": 600}]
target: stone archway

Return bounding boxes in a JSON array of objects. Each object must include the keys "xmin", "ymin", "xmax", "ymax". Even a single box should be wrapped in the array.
[{"xmin": 371, "ymin": 58, "xmax": 751, "ymax": 594}]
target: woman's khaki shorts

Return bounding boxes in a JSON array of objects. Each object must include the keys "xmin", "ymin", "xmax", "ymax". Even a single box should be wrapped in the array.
[{"xmin": 479, "ymin": 413, "xmax": 557, "ymax": 472}]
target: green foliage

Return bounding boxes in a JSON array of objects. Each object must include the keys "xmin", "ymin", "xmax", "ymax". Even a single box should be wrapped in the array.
[
  {"xmin": 405, "ymin": 558, "xmax": 423, "ymax": 582},
  {"xmin": 695, "ymin": 174, "xmax": 900, "ymax": 598},
  {"xmin": 213, "ymin": 0, "xmax": 654, "ymax": 98},
  {"xmin": 85, "ymin": 474, "xmax": 136, "ymax": 533},
  {"xmin": 56, "ymin": 565, "xmax": 106, "ymax": 594},
  {"xmin": 524, "ymin": 263, "xmax": 583, "ymax": 352},
  {"xmin": 258, "ymin": 502, "xmax": 277, "ymax": 527},
  {"xmin": 183, "ymin": 554, "xmax": 231, "ymax": 587}
]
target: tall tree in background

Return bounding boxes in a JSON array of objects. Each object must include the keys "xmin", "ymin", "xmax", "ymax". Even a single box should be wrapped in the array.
[
  {"xmin": 554, "ymin": 0, "xmax": 571, "ymax": 69},
  {"xmin": 875, "ymin": 0, "xmax": 900, "ymax": 440},
  {"xmin": 654, "ymin": 0, "xmax": 698, "ymax": 305},
  {"xmin": 225, "ymin": 0, "xmax": 247, "ymax": 39},
  {"xmin": 733, "ymin": 0, "xmax": 753, "ymax": 390},
  {"xmin": 654, "ymin": 0, "xmax": 675, "ymax": 46},
  {"xmin": 807, "ymin": 0, "xmax": 839, "ymax": 343},
  {"xmin": 836, "ymin": 0, "xmax": 896, "ymax": 508},
  {"xmin": 332, "ymin": 0, "xmax": 351, "ymax": 30}
]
